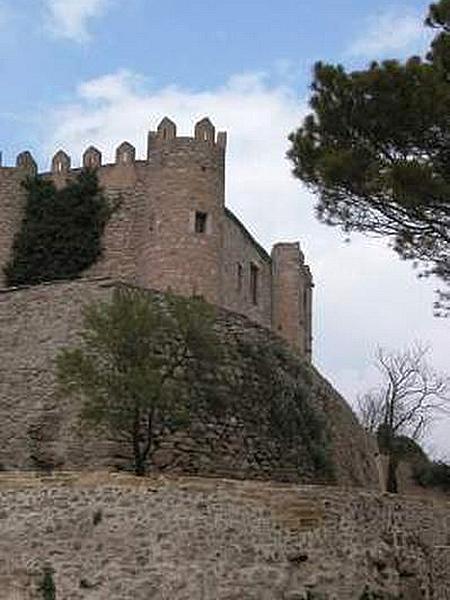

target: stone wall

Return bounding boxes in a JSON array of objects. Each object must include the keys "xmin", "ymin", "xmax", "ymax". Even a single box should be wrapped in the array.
[
  {"xmin": 0, "ymin": 167, "xmax": 27, "ymax": 287},
  {"xmin": 0, "ymin": 472, "xmax": 449, "ymax": 599},
  {"xmin": 0, "ymin": 278, "xmax": 379, "ymax": 488},
  {"xmin": 221, "ymin": 208, "xmax": 272, "ymax": 329}
]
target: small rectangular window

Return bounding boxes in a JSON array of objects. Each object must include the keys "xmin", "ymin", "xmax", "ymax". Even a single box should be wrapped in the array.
[
  {"xmin": 250, "ymin": 263, "xmax": 259, "ymax": 305},
  {"xmin": 237, "ymin": 263, "xmax": 243, "ymax": 293},
  {"xmin": 195, "ymin": 211, "xmax": 208, "ymax": 233}
]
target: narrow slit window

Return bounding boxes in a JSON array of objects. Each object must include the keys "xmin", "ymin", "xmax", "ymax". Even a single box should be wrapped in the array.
[
  {"xmin": 195, "ymin": 211, "xmax": 208, "ymax": 233},
  {"xmin": 250, "ymin": 263, "xmax": 259, "ymax": 305},
  {"xmin": 237, "ymin": 263, "xmax": 243, "ymax": 293}
]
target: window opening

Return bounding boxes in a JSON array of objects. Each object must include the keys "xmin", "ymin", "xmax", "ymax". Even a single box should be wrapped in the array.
[
  {"xmin": 250, "ymin": 263, "xmax": 259, "ymax": 305},
  {"xmin": 195, "ymin": 211, "xmax": 208, "ymax": 234},
  {"xmin": 237, "ymin": 263, "xmax": 243, "ymax": 293}
]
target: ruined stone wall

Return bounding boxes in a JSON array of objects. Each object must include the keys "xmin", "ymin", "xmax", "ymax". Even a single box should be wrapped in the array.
[
  {"xmin": 0, "ymin": 473, "xmax": 449, "ymax": 600},
  {"xmin": 0, "ymin": 279, "xmax": 379, "ymax": 488}
]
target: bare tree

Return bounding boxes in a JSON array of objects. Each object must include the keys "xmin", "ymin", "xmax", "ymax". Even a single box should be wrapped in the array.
[{"xmin": 357, "ymin": 342, "xmax": 449, "ymax": 493}]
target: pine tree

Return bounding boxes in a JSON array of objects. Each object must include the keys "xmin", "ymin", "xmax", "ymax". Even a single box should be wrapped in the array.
[{"xmin": 288, "ymin": 1, "xmax": 450, "ymax": 314}]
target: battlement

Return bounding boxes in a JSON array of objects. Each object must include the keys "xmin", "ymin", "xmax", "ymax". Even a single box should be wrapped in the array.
[{"xmin": 0, "ymin": 117, "xmax": 227, "ymax": 177}]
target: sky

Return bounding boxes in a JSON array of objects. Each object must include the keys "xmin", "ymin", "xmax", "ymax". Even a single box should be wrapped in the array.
[{"xmin": 0, "ymin": 0, "xmax": 448, "ymax": 457}]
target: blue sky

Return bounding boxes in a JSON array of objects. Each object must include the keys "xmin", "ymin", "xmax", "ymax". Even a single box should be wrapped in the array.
[
  {"xmin": 0, "ymin": 0, "xmax": 433, "ymax": 160},
  {"xmin": 1, "ymin": 0, "xmax": 448, "ymax": 455}
]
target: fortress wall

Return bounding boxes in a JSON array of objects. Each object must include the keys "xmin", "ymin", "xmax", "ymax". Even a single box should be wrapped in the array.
[
  {"xmin": 0, "ymin": 279, "xmax": 119, "ymax": 472},
  {"xmin": 0, "ymin": 473, "xmax": 449, "ymax": 599},
  {"xmin": 81, "ymin": 163, "xmax": 153, "ymax": 283},
  {"xmin": 0, "ymin": 168, "xmax": 27, "ymax": 287},
  {"xmin": 0, "ymin": 279, "xmax": 379, "ymax": 488},
  {"xmin": 220, "ymin": 209, "xmax": 272, "ymax": 329}
]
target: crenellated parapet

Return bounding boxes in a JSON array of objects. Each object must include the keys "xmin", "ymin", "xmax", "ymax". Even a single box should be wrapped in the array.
[
  {"xmin": 115, "ymin": 141, "xmax": 136, "ymax": 165},
  {"xmin": 83, "ymin": 146, "xmax": 102, "ymax": 169},
  {"xmin": 16, "ymin": 151, "xmax": 38, "ymax": 176},
  {"xmin": 147, "ymin": 116, "xmax": 227, "ymax": 158},
  {"xmin": 1, "ymin": 117, "xmax": 227, "ymax": 179},
  {"xmin": 52, "ymin": 149, "xmax": 71, "ymax": 175}
]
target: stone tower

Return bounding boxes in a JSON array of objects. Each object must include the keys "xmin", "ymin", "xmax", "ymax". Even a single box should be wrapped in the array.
[
  {"xmin": 271, "ymin": 243, "xmax": 313, "ymax": 359},
  {"xmin": 141, "ymin": 116, "xmax": 226, "ymax": 303}
]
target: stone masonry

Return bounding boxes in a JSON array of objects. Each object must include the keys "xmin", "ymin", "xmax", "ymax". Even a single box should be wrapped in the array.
[
  {"xmin": 0, "ymin": 278, "xmax": 379, "ymax": 488},
  {"xmin": 0, "ymin": 473, "xmax": 449, "ymax": 600},
  {"xmin": 0, "ymin": 117, "xmax": 313, "ymax": 358}
]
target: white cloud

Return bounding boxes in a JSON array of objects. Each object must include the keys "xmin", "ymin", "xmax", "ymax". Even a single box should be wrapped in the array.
[
  {"xmin": 42, "ymin": 69, "xmax": 450, "ymax": 456},
  {"xmin": 44, "ymin": 0, "xmax": 111, "ymax": 42},
  {"xmin": 347, "ymin": 7, "xmax": 431, "ymax": 58}
]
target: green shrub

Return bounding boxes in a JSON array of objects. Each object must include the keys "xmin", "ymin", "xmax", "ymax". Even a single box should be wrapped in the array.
[
  {"xmin": 413, "ymin": 460, "xmax": 450, "ymax": 492},
  {"xmin": 38, "ymin": 566, "xmax": 56, "ymax": 600},
  {"xmin": 4, "ymin": 169, "xmax": 115, "ymax": 286},
  {"xmin": 235, "ymin": 338, "xmax": 335, "ymax": 481}
]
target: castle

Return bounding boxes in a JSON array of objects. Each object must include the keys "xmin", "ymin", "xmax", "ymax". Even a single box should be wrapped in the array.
[
  {"xmin": 0, "ymin": 117, "xmax": 313, "ymax": 358},
  {"xmin": 0, "ymin": 118, "xmax": 449, "ymax": 599}
]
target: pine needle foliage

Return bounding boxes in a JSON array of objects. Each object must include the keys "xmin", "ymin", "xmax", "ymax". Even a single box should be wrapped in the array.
[
  {"xmin": 288, "ymin": 0, "xmax": 450, "ymax": 315},
  {"xmin": 4, "ymin": 169, "xmax": 113, "ymax": 286}
]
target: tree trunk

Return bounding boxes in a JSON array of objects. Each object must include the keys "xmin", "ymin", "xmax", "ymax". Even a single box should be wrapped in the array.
[
  {"xmin": 132, "ymin": 409, "xmax": 146, "ymax": 477},
  {"xmin": 134, "ymin": 456, "xmax": 146, "ymax": 477},
  {"xmin": 386, "ymin": 453, "xmax": 398, "ymax": 493},
  {"xmin": 132, "ymin": 407, "xmax": 154, "ymax": 477}
]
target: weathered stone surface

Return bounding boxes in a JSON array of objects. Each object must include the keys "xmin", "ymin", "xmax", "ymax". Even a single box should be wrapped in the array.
[
  {"xmin": 0, "ymin": 473, "xmax": 448, "ymax": 599},
  {"xmin": 0, "ymin": 278, "xmax": 379, "ymax": 488}
]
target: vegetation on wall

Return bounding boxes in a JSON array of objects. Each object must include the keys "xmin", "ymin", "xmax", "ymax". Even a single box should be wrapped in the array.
[
  {"xmin": 233, "ymin": 338, "xmax": 335, "ymax": 481},
  {"xmin": 38, "ymin": 566, "xmax": 56, "ymax": 600},
  {"xmin": 4, "ymin": 169, "xmax": 114, "ymax": 287},
  {"xmin": 57, "ymin": 287, "xmax": 220, "ymax": 476},
  {"xmin": 56, "ymin": 286, "xmax": 335, "ymax": 482}
]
